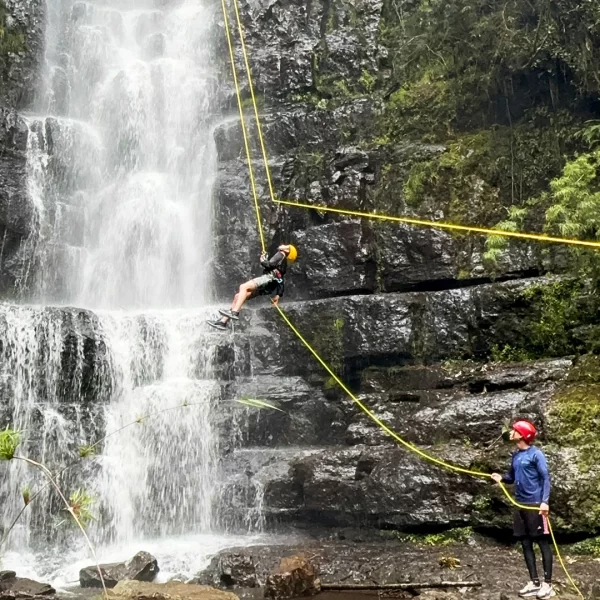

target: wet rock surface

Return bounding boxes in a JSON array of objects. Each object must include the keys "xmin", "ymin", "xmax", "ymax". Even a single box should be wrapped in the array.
[
  {"xmin": 195, "ymin": 539, "xmax": 598, "ymax": 600},
  {"xmin": 213, "ymin": 320, "xmax": 598, "ymax": 533},
  {"xmin": 0, "ymin": 0, "xmax": 45, "ymax": 109},
  {"xmin": 0, "ymin": 0, "xmax": 45, "ymax": 297},
  {"xmin": 0, "ymin": 108, "xmax": 37, "ymax": 297},
  {"xmin": 214, "ymin": 0, "xmax": 383, "ymax": 102},
  {"xmin": 198, "ymin": 554, "xmax": 259, "ymax": 589},
  {"xmin": 79, "ymin": 551, "xmax": 159, "ymax": 588}
]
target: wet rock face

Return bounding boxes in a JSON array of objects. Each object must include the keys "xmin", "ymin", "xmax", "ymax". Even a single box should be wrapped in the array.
[
  {"xmin": 0, "ymin": 0, "xmax": 45, "ymax": 299},
  {"xmin": 214, "ymin": 308, "xmax": 597, "ymax": 532},
  {"xmin": 0, "ymin": 109, "xmax": 37, "ymax": 297},
  {"xmin": 215, "ymin": 0, "xmax": 383, "ymax": 101}
]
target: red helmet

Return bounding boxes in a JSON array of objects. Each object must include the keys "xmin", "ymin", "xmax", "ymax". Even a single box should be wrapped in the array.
[{"xmin": 512, "ymin": 420, "xmax": 537, "ymax": 442}]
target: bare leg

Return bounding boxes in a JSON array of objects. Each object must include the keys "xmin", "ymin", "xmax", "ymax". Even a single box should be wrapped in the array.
[
  {"xmin": 232, "ymin": 282, "xmax": 256, "ymax": 312},
  {"xmin": 220, "ymin": 282, "xmax": 257, "ymax": 322},
  {"xmin": 230, "ymin": 292, "xmax": 240, "ymax": 310}
]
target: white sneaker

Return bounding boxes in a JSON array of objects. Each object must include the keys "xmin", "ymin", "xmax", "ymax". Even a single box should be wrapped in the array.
[
  {"xmin": 519, "ymin": 581, "xmax": 541, "ymax": 597},
  {"xmin": 536, "ymin": 582, "xmax": 556, "ymax": 598}
]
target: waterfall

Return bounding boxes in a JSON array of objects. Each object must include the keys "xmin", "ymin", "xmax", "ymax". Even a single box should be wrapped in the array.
[
  {"xmin": 30, "ymin": 0, "xmax": 217, "ymax": 308},
  {"xmin": 0, "ymin": 0, "xmax": 266, "ymax": 582}
]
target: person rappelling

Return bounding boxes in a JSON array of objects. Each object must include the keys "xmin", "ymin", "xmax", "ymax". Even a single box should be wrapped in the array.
[{"xmin": 207, "ymin": 243, "xmax": 298, "ymax": 331}]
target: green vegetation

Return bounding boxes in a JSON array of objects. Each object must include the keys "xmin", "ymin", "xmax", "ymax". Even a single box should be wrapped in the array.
[
  {"xmin": 483, "ymin": 278, "xmax": 600, "ymax": 361},
  {"xmin": 387, "ymin": 526, "xmax": 475, "ymax": 546},
  {"xmin": 0, "ymin": 427, "xmax": 21, "ymax": 460},
  {"xmin": 0, "ymin": 1, "xmax": 26, "ymax": 54},
  {"xmin": 0, "ymin": 0, "xmax": 26, "ymax": 88},
  {"xmin": 569, "ymin": 536, "xmax": 600, "ymax": 557},
  {"xmin": 490, "ymin": 344, "xmax": 529, "ymax": 363},
  {"xmin": 520, "ymin": 279, "xmax": 589, "ymax": 357},
  {"xmin": 548, "ymin": 383, "xmax": 600, "ymax": 451},
  {"xmin": 470, "ymin": 494, "xmax": 493, "ymax": 512},
  {"xmin": 378, "ymin": 0, "xmax": 600, "ymax": 139},
  {"xmin": 68, "ymin": 488, "xmax": 96, "ymax": 525},
  {"xmin": 370, "ymin": 0, "xmax": 600, "ymax": 254},
  {"xmin": 485, "ymin": 145, "xmax": 600, "ymax": 275}
]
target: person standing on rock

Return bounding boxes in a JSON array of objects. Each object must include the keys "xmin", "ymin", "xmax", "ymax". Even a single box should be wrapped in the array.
[
  {"xmin": 207, "ymin": 244, "xmax": 297, "ymax": 331},
  {"xmin": 491, "ymin": 420, "xmax": 554, "ymax": 599}
]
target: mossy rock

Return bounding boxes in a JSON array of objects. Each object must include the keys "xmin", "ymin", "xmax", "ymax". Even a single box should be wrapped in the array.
[
  {"xmin": 545, "ymin": 364, "xmax": 600, "ymax": 532},
  {"xmin": 547, "ymin": 383, "xmax": 600, "ymax": 446}
]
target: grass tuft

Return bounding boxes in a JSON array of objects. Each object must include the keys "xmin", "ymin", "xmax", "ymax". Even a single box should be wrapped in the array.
[{"xmin": 0, "ymin": 427, "xmax": 21, "ymax": 460}]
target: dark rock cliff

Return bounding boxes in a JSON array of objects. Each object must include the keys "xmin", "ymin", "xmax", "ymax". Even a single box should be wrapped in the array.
[
  {"xmin": 209, "ymin": 0, "xmax": 600, "ymax": 537},
  {"xmin": 0, "ymin": 0, "xmax": 45, "ymax": 297},
  {"xmin": 0, "ymin": 0, "xmax": 599, "ymax": 541}
]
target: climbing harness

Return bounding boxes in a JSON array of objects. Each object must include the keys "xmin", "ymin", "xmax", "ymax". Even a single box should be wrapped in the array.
[{"xmin": 219, "ymin": 0, "xmax": 586, "ymax": 595}]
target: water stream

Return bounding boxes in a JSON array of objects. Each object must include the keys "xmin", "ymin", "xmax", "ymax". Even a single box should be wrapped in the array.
[{"xmin": 0, "ymin": 0, "xmax": 268, "ymax": 582}]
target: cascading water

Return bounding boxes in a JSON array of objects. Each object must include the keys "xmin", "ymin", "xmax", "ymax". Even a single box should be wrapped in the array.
[
  {"xmin": 31, "ymin": 0, "xmax": 217, "ymax": 308},
  {"xmin": 0, "ymin": 0, "xmax": 271, "ymax": 584}
]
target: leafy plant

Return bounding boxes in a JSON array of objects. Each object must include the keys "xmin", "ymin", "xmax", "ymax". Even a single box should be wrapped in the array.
[
  {"xmin": 569, "ymin": 536, "xmax": 600, "ymax": 557},
  {"xmin": 544, "ymin": 150, "xmax": 600, "ymax": 241},
  {"xmin": 69, "ymin": 489, "xmax": 96, "ymax": 525},
  {"xmin": 484, "ymin": 206, "xmax": 528, "ymax": 264},
  {"xmin": 490, "ymin": 343, "xmax": 530, "ymax": 363},
  {"xmin": 79, "ymin": 444, "xmax": 96, "ymax": 458},
  {"xmin": 0, "ymin": 427, "xmax": 21, "ymax": 460}
]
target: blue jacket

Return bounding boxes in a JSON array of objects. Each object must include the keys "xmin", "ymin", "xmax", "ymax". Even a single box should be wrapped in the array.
[{"xmin": 502, "ymin": 445, "xmax": 551, "ymax": 504}]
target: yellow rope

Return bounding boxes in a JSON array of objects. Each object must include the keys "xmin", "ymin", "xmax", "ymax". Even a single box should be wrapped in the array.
[
  {"xmin": 227, "ymin": 0, "xmax": 599, "ymax": 253},
  {"xmin": 275, "ymin": 304, "xmax": 488, "ymax": 477},
  {"xmin": 230, "ymin": 0, "xmax": 277, "ymax": 204},
  {"xmin": 221, "ymin": 0, "xmax": 266, "ymax": 252},
  {"xmin": 274, "ymin": 198, "xmax": 600, "ymax": 250},
  {"xmin": 221, "ymin": 1, "xmax": 586, "ymax": 595}
]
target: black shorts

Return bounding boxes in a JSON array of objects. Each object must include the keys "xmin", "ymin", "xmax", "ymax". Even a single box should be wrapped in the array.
[{"xmin": 513, "ymin": 507, "xmax": 549, "ymax": 538}]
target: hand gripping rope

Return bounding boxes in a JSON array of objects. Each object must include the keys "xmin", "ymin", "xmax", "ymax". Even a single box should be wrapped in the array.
[{"xmin": 219, "ymin": 0, "xmax": 587, "ymax": 595}]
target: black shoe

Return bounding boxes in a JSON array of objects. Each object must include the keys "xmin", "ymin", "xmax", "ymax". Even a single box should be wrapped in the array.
[
  {"xmin": 207, "ymin": 319, "xmax": 228, "ymax": 331},
  {"xmin": 218, "ymin": 309, "xmax": 240, "ymax": 320}
]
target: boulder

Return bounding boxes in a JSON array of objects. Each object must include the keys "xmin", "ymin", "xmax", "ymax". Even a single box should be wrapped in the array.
[
  {"xmin": 0, "ymin": 572, "xmax": 55, "ymax": 598},
  {"xmin": 79, "ymin": 551, "xmax": 159, "ymax": 589},
  {"xmin": 264, "ymin": 554, "xmax": 320, "ymax": 600},
  {"xmin": 108, "ymin": 581, "xmax": 238, "ymax": 600},
  {"xmin": 197, "ymin": 553, "xmax": 258, "ymax": 588}
]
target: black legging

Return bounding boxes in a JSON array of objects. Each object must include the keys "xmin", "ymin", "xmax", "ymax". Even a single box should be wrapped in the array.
[{"xmin": 522, "ymin": 537, "xmax": 553, "ymax": 583}]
